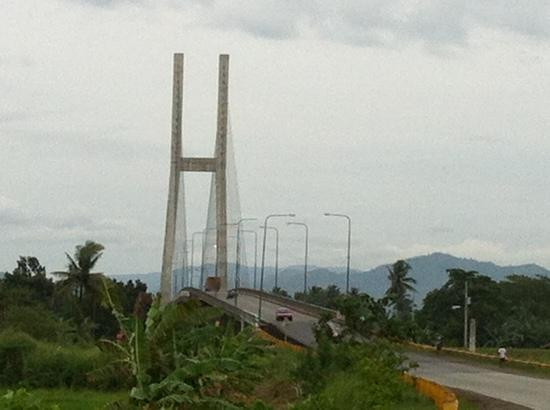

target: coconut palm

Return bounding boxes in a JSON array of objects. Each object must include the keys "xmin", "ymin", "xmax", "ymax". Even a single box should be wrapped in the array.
[
  {"xmin": 385, "ymin": 260, "xmax": 416, "ymax": 319},
  {"xmin": 53, "ymin": 240, "xmax": 105, "ymax": 304}
]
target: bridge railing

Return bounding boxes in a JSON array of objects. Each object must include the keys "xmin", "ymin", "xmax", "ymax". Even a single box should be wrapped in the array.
[{"xmin": 235, "ymin": 287, "xmax": 339, "ymax": 319}]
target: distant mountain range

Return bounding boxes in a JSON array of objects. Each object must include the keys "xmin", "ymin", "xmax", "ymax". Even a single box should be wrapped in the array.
[{"xmin": 109, "ymin": 252, "xmax": 550, "ymax": 304}]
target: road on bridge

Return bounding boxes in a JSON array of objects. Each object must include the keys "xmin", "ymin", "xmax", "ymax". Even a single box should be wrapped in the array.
[
  {"xmin": 232, "ymin": 293, "xmax": 318, "ymax": 347},
  {"xmin": 407, "ymin": 351, "xmax": 550, "ymax": 410}
]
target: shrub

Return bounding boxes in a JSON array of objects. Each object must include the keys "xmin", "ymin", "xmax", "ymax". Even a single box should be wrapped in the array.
[
  {"xmin": 24, "ymin": 342, "xmax": 114, "ymax": 389},
  {"xmin": 0, "ymin": 330, "xmax": 37, "ymax": 384},
  {"xmin": 0, "ymin": 329, "xmax": 122, "ymax": 389},
  {"xmin": 294, "ymin": 362, "xmax": 406, "ymax": 410},
  {"xmin": 0, "ymin": 388, "xmax": 59, "ymax": 410},
  {"xmin": 0, "ymin": 305, "xmax": 75, "ymax": 343},
  {"xmin": 294, "ymin": 337, "xmax": 411, "ymax": 409}
]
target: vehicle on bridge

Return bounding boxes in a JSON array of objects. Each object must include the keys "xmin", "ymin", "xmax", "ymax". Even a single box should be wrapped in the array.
[{"xmin": 276, "ymin": 307, "xmax": 293, "ymax": 321}]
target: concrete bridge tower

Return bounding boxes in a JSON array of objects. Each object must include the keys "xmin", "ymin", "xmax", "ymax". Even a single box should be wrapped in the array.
[{"xmin": 160, "ymin": 54, "xmax": 230, "ymax": 303}]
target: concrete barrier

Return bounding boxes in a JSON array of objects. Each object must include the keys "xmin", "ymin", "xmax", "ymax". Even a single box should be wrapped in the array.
[
  {"xmin": 178, "ymin": 288, "xmax": 259, "ymax": 325},
  {"xmin": 403, "ymin": 373, "xmax": 458, "ymax": 410}
]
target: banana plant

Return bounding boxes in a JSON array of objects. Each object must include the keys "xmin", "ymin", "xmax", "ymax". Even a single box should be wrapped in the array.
[{"xmin": 101, "ymin": 278, "xmax": 271, "ymax": 409}]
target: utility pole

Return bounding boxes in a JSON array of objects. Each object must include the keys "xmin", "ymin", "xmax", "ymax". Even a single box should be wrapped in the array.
[
  {"xmin": 287, "ymin": 222, "xmax": 309, "ymax": 294},
  {"xmin": 464, "ymin": 280, "xmax": 469, "ymax": 349},
  {"xmin": 324, "ymin": 213, "xmax": 352, "ymax": 293}
]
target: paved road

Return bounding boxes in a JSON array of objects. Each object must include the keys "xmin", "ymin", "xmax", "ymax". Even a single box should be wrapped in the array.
[
  {"xmin": 408, "ymin": 351, "xmax": 550, "ymax": 410},
  {"xmin": 232, "ymin": 293, "xmax": 318, "ymax": 346}
]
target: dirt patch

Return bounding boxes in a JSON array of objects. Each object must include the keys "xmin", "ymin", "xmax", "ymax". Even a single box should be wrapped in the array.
[{"xmin": 452, "ymin": 388, "xmax": 532, "ymax": 410}]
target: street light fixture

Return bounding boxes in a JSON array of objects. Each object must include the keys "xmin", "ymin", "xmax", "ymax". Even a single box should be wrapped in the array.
[
  {"xmin": 287, "ymin": 222, "xmax": 309, "ymax": 294},
  {"xmin": 258, "ymin": 213, "xmax": 295, "ymax": 320},
  {"xmin": 324, "ymin": 213, "xmax": 352, "ymax": 294}
]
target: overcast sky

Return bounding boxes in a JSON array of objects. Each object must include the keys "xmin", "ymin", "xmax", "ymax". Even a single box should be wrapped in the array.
[{"xmin": 1, "ymin": 0, "xmax": 550, "ymax": 275}]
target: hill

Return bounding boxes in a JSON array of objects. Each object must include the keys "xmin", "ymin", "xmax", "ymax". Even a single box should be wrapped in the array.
[{"xmin": 109, "ymin": 253, "xmax": 550, "ymax": 304}]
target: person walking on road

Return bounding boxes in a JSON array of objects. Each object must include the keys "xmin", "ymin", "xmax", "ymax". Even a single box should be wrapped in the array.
[
  {"xmin": 435, "ymin": 335, "xmax": 443, "ymax": 352},
  {"xmin": 498, "ymin": 346, "xmax": 508, "ymax": 364}
]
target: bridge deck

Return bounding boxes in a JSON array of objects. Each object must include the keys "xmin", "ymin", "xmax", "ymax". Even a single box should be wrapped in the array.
[
  {"xmin": 233, "ymin": 293, "xmax": 318, "ymax": 347},
  {"xmin": 179, "ymin": 287, "xmax": 321, "ymax": 347}
]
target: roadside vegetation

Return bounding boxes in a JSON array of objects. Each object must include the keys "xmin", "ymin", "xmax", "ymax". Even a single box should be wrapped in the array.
[
  {"xmin": 295, "ymin": 261, "xmax": 550, "ymax": 350},
  {"xmin": 0, "ymin": 245, "xmax": 436, "ymax": 409},
  {"xmin": 417, "ymin": 269, "xmax": 550, "ymax": 348},
  {"xmin": 4, "ymin": 245, "xmax": 544, "ymax": 408}
]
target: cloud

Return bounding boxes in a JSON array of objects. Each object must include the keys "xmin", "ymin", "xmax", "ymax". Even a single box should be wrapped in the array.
[
  {"xmin": 428, "ymin": 226, "xmax": 454, "ymax": 235},
  {"xmin": 0, "ymin": 110, "xmax": 43, "ymax": 125},
  {"xmin": 0, "ymin": 55, "xmax": 34, "ymax": 68},
  {"xmin": 0, "ymin": 196, "xmax": 32, "ymax": 227},
  {"xmin": 0, "ymin": 199, "xmax": 133, "ymax": 244},
  {"xmin": 67, "ymin": 0, "xmax": 550, "ymax": 47}
]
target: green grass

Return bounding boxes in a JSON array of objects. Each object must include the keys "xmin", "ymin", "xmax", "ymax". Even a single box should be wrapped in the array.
[
  {"xmin": 392, "ymin": 386, "xmax": 436, "ymax": 409},
  {"xmin": 2, "ymin": 389, "xmax": 127, "ymax": 410},
  {"xmin": 455, "ymin": 397, "xmax": 480, "ymax": 410}
]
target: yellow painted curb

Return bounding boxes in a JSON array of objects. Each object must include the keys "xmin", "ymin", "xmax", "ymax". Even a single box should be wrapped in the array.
[{"xmin": 403, "ymin": 373, "xmax": 458, "ymax": 410}]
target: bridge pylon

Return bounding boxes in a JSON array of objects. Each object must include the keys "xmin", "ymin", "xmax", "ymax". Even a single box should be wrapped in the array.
[{"xmin": 161, "ymin": 54, "xmax": 230, "ymax": 303}]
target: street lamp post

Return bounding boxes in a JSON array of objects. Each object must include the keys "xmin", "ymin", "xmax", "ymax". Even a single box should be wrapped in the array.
[
  {"xmin": 235, "ymin": 218, "xmax": 257, "ymax": 290},
  {"xmin": 190, "ymin": 231, "xmax": 203, "ymax": 288},
  {"xmin": 183, "ymin": 239, "xmax": 192, "ymax": 289},
  {"xmin": 240, "ymin": 230, "xmax": 257, "ymax": 289},
  {"xmin": 251, "ymin": 230, "xmax": 258, "ymax": 289},
  {"xmin": 200, "ymin": 227, "xmax": 223, "ymax": 289},
  {"xmin": 287, "ymin": 222, "xmax": 309, "ymax": 294},
  {"xmin": 200, "ymin": 230, "xmax": 207, "ymax": 289},
  {"xmin": 324, "ymin": 213, "xmax": 352, "ymax": 293},
  {"xmin": 258, "ymin": 213, "xmax": 295, "ymax": 321},
  {"xmin": 464, "ymin": 280, "xmax": 470, "ymax": 349},
  {"xmin": 260, "ymin": 226, "xmax": 279, "ymax": 288}
]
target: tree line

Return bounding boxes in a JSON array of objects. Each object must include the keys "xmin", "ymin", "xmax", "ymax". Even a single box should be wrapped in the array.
[
  {"xmin": 0, "ymin": 241, "xmax": 150, "ymax": 342},
  {"xmin": 294, "ymin": 260, "xmax": 550, "ymax": 348}
]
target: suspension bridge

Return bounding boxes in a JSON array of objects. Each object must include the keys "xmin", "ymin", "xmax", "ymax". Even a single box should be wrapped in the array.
[{"xmin": 158, "ymin": 53, "xmax": 330, "ymax": 346}]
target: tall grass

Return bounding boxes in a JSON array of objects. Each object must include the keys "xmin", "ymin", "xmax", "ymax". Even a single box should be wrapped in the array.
[
  {"xmin": 0, "ymin": 329, "xmax": 123, "ymax": 389},
  {"xmin": 24, "ymin": 341, "xmax": 111, "ymax": 388}
]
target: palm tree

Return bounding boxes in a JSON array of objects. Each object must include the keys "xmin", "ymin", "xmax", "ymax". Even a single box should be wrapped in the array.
[
  {"xmin": 386, "ymin": 260, "xmax": 417, "ymax": 319},
  {"xmin": 53, "ymin": 240, "xmax": 105, "ymax": 304}
]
